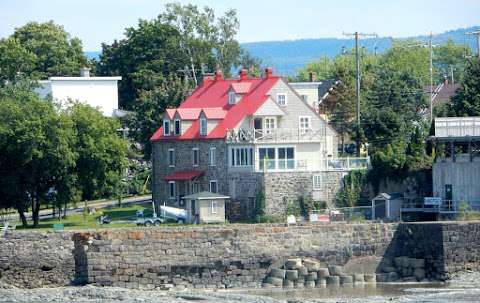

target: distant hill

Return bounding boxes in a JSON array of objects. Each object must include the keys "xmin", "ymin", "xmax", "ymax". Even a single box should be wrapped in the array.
[{"xmin": 84, "ymin": 26, "xmax": 479, "ymax": 76}]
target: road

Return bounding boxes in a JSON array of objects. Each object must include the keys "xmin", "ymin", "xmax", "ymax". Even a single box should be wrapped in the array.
[{"xmin": 2, "ymin": 195, "xmax": 152, "ymax": 222}]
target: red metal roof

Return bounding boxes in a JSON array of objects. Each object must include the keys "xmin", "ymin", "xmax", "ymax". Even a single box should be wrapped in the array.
[
  {"xmin": 150, "ymin": 70, "xmax": 280, "ymax": 141},
  {"xmin": 164, "ymin": 170, "xmax": 204, "ymax": 181},
  {"xmin": 176, "ymin": 108, "xmax": 201, "ymax": 120},
  {"xmin": 230, "ymin": 82, "xmax": 252, "ymax": 94}
]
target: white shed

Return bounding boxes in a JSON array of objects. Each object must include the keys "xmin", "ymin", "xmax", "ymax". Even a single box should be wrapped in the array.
[
  {"xmin": 371, "ymin": 193, "xmax": 403, "ymax": 221},
  {"xmin": 182, "ymin": 192, "xmax": 229, "ymax": 224}
]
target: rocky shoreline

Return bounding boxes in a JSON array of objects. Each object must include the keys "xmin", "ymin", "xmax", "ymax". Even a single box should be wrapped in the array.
[{"xmin": 1, "ymin": 272, "xmax": 480, "ymax": 303}]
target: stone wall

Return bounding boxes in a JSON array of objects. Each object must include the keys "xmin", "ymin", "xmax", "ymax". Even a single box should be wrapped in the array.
[{"xmin": 0, "ymin": 231, "xmax": 75, "ymax": 288}]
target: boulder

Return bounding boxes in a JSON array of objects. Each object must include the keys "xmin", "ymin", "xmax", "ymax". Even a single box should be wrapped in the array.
[
  {"xmin": 394, "ymin": 256, "xmax": 408, "ymax": 268},
  {"xmin": 317, "ymin": 268, "xmax": 330, "ymax": 278},
  {"xmin": 376, "ymin": 273, "xmax": 389, "ymax": 283},
  {"xmin": 297, "ymin": 266, "xmax": 308, "ymax": 276},
  {"xmin": 285, "ymin": 258, "xmax": 302, "ymax": 270},
  {"xmin": 387, "ymin": 272, "xmax": 399, "ymax": 282},
  {"xmin": 402, "ymin": 276, "xmax": 417, "ymax": 283},
  {"xmin": 353, "ymin": 274, "xmax": 364, "ymax": 283},
  {"xmin": 306, "ymin": 272, "xmax": 317, "ymax": 281},
  {"xmin": 340, "ymin": 275, "xmax": 353, "ymax": 284},
  {"xmin": 303, "ymin": 259, "xmax": 321, "ymax": 272},
  {"xmin": 328, "ymin": 265, "xmax": 343, "ymax": 276},
  {"xmin": 262, "ymin": 283, "xmax": 275, "ymax": 288},
  {"xmin": 283, "ymin": 280, "xmax": 294, "ymax": 288},
  {"xmin": 382, "ymin": 266, "xmax": 397, "ymax": 273},
  {"xmin": 294, "ymin": 281, "xmax": 305, "ymax": 288},
  {"xmin": 364, "ymin": 274, "xmax": 376, "ymax": 283},
  {"xmin": 410, "ymin": 258, "xmax": 425, "ymax": 269},
  {"xmin": 401, "ymin": 267, "xmax": 412, "ymax": 277},
  {"xmin": 327, "ymin": 276, "xmax": 340, "ymax": 285},
  {"xmin": 285, "ymin": 270, "xmax": 299, "ymax": 281},
  {"xmin": 269, "ymin": 268, "xmax": 286, "ymax": 279},
  {"xmin": 305, "ymin": 280, "xmax": 316, "ymax": 288},
  {"xmin": 315, "ymin": 278, "xmax": 327, "ymax": 287},
  {"xmin": 265, "ymin": 276, "xmax": 283, "ymax": 287}
]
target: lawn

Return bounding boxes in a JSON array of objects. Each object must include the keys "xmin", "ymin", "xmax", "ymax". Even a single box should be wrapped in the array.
[{"xmin": 14, "ymin": 202, "xmax": 155, "ymax": 230}]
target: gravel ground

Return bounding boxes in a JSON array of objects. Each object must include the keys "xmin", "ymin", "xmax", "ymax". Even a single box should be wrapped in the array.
[{"xmin": 2, "ymin": 272, "xmax": 480, "ymax": 303}]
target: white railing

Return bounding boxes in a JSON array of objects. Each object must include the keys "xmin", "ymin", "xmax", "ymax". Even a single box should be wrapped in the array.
[
  {"xmin": 226, "ymin": 128, "xmax": 323, "ymax": 143},
  {"xmin": 435, "ymin": 117, "xmax": 480, "ymax": 138},
  {"xmin": 257, "ymin": 159, "xmax": 308, "ymax": 172},
  {"xmin": 325, "ymin": 157, "xmax": 370, "ymax": 171}
]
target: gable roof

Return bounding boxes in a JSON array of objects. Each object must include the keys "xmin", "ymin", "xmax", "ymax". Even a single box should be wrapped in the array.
[
  {"xmin": 230, "ymin": 82, "xmax": 252, "ymax": 94},
  {"xmin": 151, "ymin": 71, "xmax": 280, "ymax": 141}
]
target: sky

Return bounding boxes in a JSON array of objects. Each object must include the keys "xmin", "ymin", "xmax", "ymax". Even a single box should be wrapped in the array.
[{"xmin": 1, "ymin": 0, "xmax": 479, "ymax": 51}]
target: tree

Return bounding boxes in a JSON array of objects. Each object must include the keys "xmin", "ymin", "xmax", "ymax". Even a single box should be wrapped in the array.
[
  {"xmin": 435, "ymin": 39, "xmax": 471, "ymax": 83},
  {"xmin": 65, "ymin": 103, "xmax": 128, "ymax": 201},
  {"xmin": 9, "ymin": 21, "xmax": 87, "ymax": 79},
  {"xmin": 236, "ymin": 48, "xmax": 263, "ymax": 77},
  {"xmin": 448, "ymin": 59, "xmax": 480, "ymax": 116},
  {"xmin": 0, "ymin": 38, "xmax": 36, "ymax": 84}
]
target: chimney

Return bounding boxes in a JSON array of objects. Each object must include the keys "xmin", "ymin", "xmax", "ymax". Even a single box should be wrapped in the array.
[
  {"xmin": 309, "ymin": 72, "xmax": 317, "ymax": 82},
  {"xmin": 239, "ymin": 69, "xmax": 248, "ymax": 80},
  {"xmin": 202, "ymin": 73, "xmax": 214, "ymax": 85},
  {"xmin": 214, "ymin": 69, "xmax": 223, "ymax": 81},
  {"xmin": 80, "ymin": 67, "xmax": 90, "ymax": 77},
  {"xmin": 264, "ymin": 67, "xmax": 273, "ymax": 79}
]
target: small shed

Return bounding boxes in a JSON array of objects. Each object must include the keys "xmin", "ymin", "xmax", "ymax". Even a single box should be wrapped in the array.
[
  {"xmin": 371, "ymin": 193, "xmax": 403, "ymax": 221},
  {"xmin": 182, "ymin": 191, "xmax": 229, "ymax": 224}
]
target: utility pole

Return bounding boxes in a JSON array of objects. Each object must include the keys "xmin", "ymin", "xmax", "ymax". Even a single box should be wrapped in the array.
[
  {"xmin": 466, "ymin": 29, "xmax": 480, "ymax": 60},
  {"xmin": 343, "ymin": 31, "xmax": 377, "ymax": 157}
]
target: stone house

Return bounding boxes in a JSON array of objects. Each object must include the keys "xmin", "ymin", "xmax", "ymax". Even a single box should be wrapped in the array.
[{"xmin": 150, "ymin": 68, "xmax": 369, "ymax": 220}]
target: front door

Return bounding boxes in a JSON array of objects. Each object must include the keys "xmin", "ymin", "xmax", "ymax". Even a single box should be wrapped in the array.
[
  {"xmin": 445, "ymin": 184, "xmax": 453, "ymax": 211},
  {"xmin": 191, "ymin": 200, "xmax": 197, "ymax": 223}
]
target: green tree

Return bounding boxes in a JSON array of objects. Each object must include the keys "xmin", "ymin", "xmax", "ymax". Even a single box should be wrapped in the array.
[
  {"xmin": 435, "ymin": 39, "xmax": 471, "ymax": 83},
  {"xmin": 0, "ymin": 38, "xmax": 36, "ymax": 84},
  {"xmin": 10, "ymin": 21, "xmax": 87, "ymax": 79},
  {"xmin": 448, "ymin": 59, "xmax": 480, "ymax": 116}
]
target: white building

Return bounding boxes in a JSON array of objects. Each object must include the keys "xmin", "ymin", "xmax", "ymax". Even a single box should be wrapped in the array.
[{"xmin": 35, "ymin": 68, "xmax": 121, "ymax": 117}]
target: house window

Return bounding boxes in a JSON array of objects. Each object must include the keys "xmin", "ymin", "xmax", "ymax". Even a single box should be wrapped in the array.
[
  {"xmin": 277, "ymin": 93, "xmax": 287, "ymax": 106},
  {"xmin": 209, "ymin": 147, "xmax": 216, "ymax": 166},
  {"xmin": 200, "ymin": 117, "xmax": 207, "ymax": 136},
  {"xmin": 191, "ymin": 181, "xmax": 200, "ymax": 194},
  {"xmin": 313, "ymin": 175, "xmax": 322, "ymax": 190},
  {"xmin": 210, "ymin": 180, "xmax": 218, "ymax": 193},
  {"xmin": 264, "ymin": 117, "xmax": 276, "ymax": 134},
  {"xmin": 168, "ymin": 181, "xmax": 176, "ymax": 199},
  {"xmin": 228, "ymin": 91, "xmax": 236, "ymax": 104},
  {"xmin": 192, "ymin": 148, "xmax": 199, "ymax": 166},
  {"xmin": 230, "ymin": 147, "xmax": 253, "ymax": 167},
  {"xmin": 299, "ymin": 116, "xmax": 311, "ymax": 134},
  {"xmin": 168, "ymin": 148, "xmax": 175, "ymax": 167},
  {"xmin": 278, "ymin": 147, "xmax": 295, "ymax": 169},
  {"xmin": 163, "ymin": 120, "xmax": 170, "ymax": 136},
  {"xmin": 259, "ymin": 147, "xmax": 276, "ymax": 170},
  {"xmin": 211, "ymin": 201, "xmax": 218, "ymax": 214},
  {"xmin": 174, "ymin": 119, "xmax": 181, "ymax": 135}
]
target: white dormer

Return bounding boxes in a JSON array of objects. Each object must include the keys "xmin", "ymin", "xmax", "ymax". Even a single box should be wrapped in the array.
[
  {"xmin": 200, "ymin": 117, "xmax": 207, "ymax": 136},
  {"xmin": 163, "ymin": 119, "xmax": 171, "ymax": 136}
]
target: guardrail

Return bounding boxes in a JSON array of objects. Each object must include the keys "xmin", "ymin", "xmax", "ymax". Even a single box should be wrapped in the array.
[
  {"xmin": 226, "ymin": 128, "xmax": 324, "ymax": 143},
  {"xmin": 325, "ymin": 157, "xmax": 370, "ymax": 171}
]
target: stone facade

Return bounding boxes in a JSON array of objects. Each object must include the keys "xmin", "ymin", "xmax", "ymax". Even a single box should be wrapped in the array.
[{"xmin": 0, "ymin": 231, "xmax": 75, "ymax": 288}]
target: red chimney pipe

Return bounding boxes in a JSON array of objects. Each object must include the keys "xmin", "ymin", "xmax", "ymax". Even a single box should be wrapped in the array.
[
  {"xmin": 215, "ymin": 69, "xmax": 223, "ymax": 81},
  {"xmin": 239, "ymin": 69, "xmax": 248, "ymax": 80},
  {"xmin": 265, "ymin": 67, "xmax": 273, "ymax": 78}
]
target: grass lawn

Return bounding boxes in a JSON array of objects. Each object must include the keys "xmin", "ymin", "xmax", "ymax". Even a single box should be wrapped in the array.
[{"xmin": 14, "ymin": 202, "xmax": 155, "ymax": 230}]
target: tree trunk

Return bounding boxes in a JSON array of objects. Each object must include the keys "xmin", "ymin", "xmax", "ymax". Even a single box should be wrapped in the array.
[
  {"xmin": 32, "ymin": 193, "xmax": 41, "ymax": 228},
  {"xmin": 63, "ymin": 199, "xmax": 67, "ymax": 219},
  {"xmin": 17, "ymin": 208, "xmax": 28, "ymax": 227}
]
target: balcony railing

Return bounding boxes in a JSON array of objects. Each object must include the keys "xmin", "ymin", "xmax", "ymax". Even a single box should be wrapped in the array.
[
  {"xmin": 226, "ymin": 128, "xmax": 324, "ymax": 143},
  {"xmin": 257, "ymin": 159, "xmax": 308, "ymax": 172},
  {"xmin": 325, "ymin": 157, "xmax": 370, "ymax": 171}
]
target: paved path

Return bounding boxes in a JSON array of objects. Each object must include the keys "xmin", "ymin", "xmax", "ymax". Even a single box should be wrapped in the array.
[{"xmin": 2, "ymin": 195, "xmax": 152, "ymax": 222}]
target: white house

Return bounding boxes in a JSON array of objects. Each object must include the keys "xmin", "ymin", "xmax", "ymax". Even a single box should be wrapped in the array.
[{"xmin": 35, "ymin": 68, "xmax": 122, "ymax": 117}]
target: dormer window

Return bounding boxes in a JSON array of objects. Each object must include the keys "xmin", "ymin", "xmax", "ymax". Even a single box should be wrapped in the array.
[
  {"xmin": 200, "ymin": 117, "xmax": 207, "ymax": 136},
  {"xmin": 277, "ymin": 93, "xmax": 287, "ymax": 106},
  {"xmin": 174, "ymin": 119, "xmax": 181, "ymax": 135},
  {"xmin": 228, "ymin": 91, "xmax": 236, "ymax": 105},
  {"xmin": 163, "ymin": 120, "xmax": 171, "ymax": 136}
]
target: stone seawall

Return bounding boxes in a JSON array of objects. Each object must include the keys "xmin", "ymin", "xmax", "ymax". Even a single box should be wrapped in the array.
[
  {"xmin": 0, "ymin": 231, "xmax": 75, "ymax": 288},
  {"xmin": 1, "ymin": 221, "xmax": 480, "ymax": 289}
]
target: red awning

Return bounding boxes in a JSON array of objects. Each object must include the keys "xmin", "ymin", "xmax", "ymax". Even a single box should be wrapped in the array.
[{"xmin": 164, "ymin": 170, "xmax": 204, "ymax": 181}]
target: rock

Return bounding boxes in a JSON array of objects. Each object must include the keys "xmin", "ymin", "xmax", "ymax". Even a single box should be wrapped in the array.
[
  {"xmin": 317, "ymin": 268, "xmax": 330, "ymax": 278},
  {"xmin": 283, "ymin": 280, "xmax": 294, "ymax": 288},
  {"xmin": 303, "ymin": 259, "xmax": 321, "ymax": 272},
  {"xmin": 305, "ymin": 280, "xmax": 316, "ymax": 288},
  {"xmin": 294, "ymin": 281, "xmax": 305, "ymax": 288},
  {"xmin": 269, "ymin": 268, "xmax": 286, "ymax": 279},
  {"xmin": 387, "ymin": 272, "xmax": 399, "ymax": 282},
  {"xmin": 305, "ymin": 272, "xmax": 317, "ymax": 281},
  {"xmin": 328, "ymin": 265, "xmax": 343, "ymax": 276},
  {"xmin": 327, "ymin": 276, "xmax": 340, "ymax": 285},
  {"xmin": 262, "ymin": 282, "xmax": 275, "ymax": 288},
  {"xmin": 285, "ymin": 270, "xmax": 299, "ymax": 281},
  {"xmin": 265, "ymin": 276, "xmax": 283, "ymax": 287},
  {"xmin": 340, "ymin": 275, "xmax": 353, "ymax": 284},
  {"xmin": 382, "ymin": 266, "xmax": 397, "ymax": 273},
  {"xmin": 414, "ymin": 268, "xmax": 426, "ymax": 280},
  {"xmin": 376, "ymin": 273, "xmax": 389, "ymax": 283},
  {"xmin": 315, "ymin": 278, "xmax": 327, "ymax": 287},
  {"xmin": 297, "ymin": 266, "xmax": 308, "ymax": 276},
  {"xmin": 353, "ymin": 274, "xmax": 364, "ymax": 283},
  {"xmin": 364, "ymin": 274, "xmax": 376, "ymax": 283},
  {"xmin": 401, "ymin": 267, "xmax": 413, "ymax": 277},
  {"xmin": 394, "ymin": 256, "xmax": 408, "ymax": 268},
  {"xmin": 285, "ymin": 258, "xmax": 302, "ymax": 270},
  {"xmin": 410, "ymin": 258, "xmax": 425, "ymax": 269}
]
